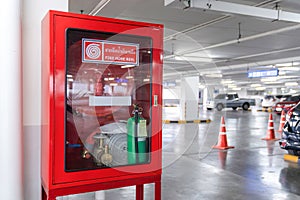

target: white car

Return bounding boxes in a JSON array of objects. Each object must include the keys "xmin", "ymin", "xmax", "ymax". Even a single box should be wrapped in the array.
[{"xmin": 261, "ymin": 95, "xmax": 278, "ymax": 109}]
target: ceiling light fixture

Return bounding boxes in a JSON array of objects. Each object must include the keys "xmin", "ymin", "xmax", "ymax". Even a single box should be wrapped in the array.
[
  {"xmin": 174, "ymin": 55, "xmax": 213, "ymax": 63},
  {"xmin": 205, "ymin": 74, "xmax": 223, "ymax": 78},
  {"xmin": 198, "ymin": 84, "xmax": 205, "ymax": 89},
  {"xmin": 126, "ymin": 76, "xmax": 133, "ymax": 79},
  {"xmin": 261, "ymin": 77, "xmax": 278, "ymax": 82},
  {"xmin": 109, "ymin": 83, "xmax": 118, "ymax": 86},
  {"xmin": 221, "ymin": 79, "xmax": 234, "ymax": 84},
  {"xmin": 264, "ymin": 81, "xmax": 282, "ymax": 85},
  {"xmin": 285, "ymin": 82, "xmax": 298, "ymax": 86},
  {"xmin": 277, "ymin": 75, "xmax": 298, "ymax": 79},
  {"xmin": 278, "ymin": 67, "xmax": 300, "ymax": 71},
  {"xmin": 227, "ymin": 84, "xmax": 237, "ymax": 88},
  {"xmin": 255, "ymin": 86, "xmax": 266, "ymax": 91},
  {"xmin": 279, "ymin": 71, "xmax": 286, "ymax": 75},
  {"xmin": 275, "ymin": 62, "xmax": 300, "ymax": 67},
  {"xmin": 121, "ymin": 65, "xmax": 135, "ymax": 68},
  {"xmin": 250, "ymin": 84, "xmax": 261, "ymax": 87}
]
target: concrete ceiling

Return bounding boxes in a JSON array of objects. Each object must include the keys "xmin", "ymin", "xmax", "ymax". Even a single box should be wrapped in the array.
[{"xmin": 69, "ymin": 0, "xmax": 300, "ymax": 93}]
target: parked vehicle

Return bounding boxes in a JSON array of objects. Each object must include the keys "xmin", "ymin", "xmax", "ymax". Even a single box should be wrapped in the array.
[
  {"xmin": 274, "ymin": 94, "xmax": 300, "ymax": 115},
  {"xmin": 280, "ymin": 94, "xmax": 292, "ymax": 102},
  {"xmin": 261, "ymin": 95, "xmax": 279, "ymax": 109},
  {"xmin": 279, "ymin": 102, "xmax": 300, "ymax": 156},
  {"xmin": 206, "ymin": 93, "xmax": 256, "ymax": 111}
]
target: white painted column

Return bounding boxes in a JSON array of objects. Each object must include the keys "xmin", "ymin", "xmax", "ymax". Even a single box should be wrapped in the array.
[
  {"xmin": 180, "ymin": 76, "xmax": 199, "ymax": 120},
  {"xmin": 22, "ymin": 1, "xmax": 67, "ymax": 200},
  {"xmin": 0, "ymin": 1, "xmax": 22, "ymax": 199}
]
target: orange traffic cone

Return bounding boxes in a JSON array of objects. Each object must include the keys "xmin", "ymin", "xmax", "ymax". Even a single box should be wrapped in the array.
[
  {"xmin": 278, "ymin": 110, "xmax": 286, "ymax": 133},
  {"xmin": 218, "ymin": 150, "xmax": 228, "ymax": 169},
  {"xmin": 213, "ymin": 116, "xmax": 235, "ymax": 150},
  {"xmin": 262, "ymin": 113, "xmax": 279, "ymax": 141}
]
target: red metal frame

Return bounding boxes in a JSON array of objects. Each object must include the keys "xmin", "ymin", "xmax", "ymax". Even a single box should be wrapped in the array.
[{"xmin": 41, "ymin": 10, "xmax": 163, "ymax": 200}]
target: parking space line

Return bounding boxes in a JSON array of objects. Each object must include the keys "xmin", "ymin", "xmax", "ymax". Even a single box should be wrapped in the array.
[{"xmin": 162, "ymin": 119, "xmax": 211, "ymax": 124}]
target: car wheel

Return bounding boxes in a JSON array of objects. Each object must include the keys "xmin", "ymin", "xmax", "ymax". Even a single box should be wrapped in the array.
[
  {"xmin": 242, "ymin": 103, "xmax": 249, "ymax": 111},
  {"xmin": 232, "ymin": 107, "xmax": 237, "ymax": 110},
  {"xmin": 288, "ymin": 150, "xmax": 300, "ymax": 156},
  {"xmin": 216, "ymin": 104, "xmax": 223, "ymax": 111}
]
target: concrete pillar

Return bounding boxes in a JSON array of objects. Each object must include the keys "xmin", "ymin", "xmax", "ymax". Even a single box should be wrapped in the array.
[
  {"xmin": 0, "ymin": 1, "xmax": 23, "ymax": 199},
  {"xmin": 203, "ymin": 87, "xmax": 208, "ymax": 109},
  {"xmin": 95, "ymin": 191, "xmax": 105, "ymax": 200},
  {"xmin": 180, "ymin": 76, "xmax": 199, "ymax": 120},
  {"xmin": 239, "ymin": 88, "xmax": 247, "ymax": 97},
  {"xmin": 22, "ymin": 1, "xmax": 67, "ymax": 200}
]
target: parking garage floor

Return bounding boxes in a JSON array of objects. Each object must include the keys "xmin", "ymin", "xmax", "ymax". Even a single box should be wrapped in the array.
[{"xmin": 58, "ymin": 107, "xmax": 300, "ymax": 200}]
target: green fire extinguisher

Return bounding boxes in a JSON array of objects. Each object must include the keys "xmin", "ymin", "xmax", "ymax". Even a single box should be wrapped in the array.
[{"xmin": 127, "ymin": 105, "xmax": 148, "ymax": 164}]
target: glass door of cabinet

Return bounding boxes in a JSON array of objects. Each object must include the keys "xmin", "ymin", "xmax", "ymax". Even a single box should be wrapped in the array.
[{"xmin": 65, "ymin": 29, "xmax": 153, "ymax": 171}]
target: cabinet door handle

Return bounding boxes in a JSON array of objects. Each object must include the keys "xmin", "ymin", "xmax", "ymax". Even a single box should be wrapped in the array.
[{"xmin": 154, "ymin": 95, "xmax": 158, "ymax": 107}]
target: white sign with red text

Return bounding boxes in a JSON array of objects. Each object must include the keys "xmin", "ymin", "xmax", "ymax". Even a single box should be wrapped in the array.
[{"xmin": 82, "ymin": 38, "xmax": 139, "ymax": 65}]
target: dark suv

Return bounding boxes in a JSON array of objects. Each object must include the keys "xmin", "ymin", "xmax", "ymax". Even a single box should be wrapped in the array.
[{"xmin": 279, "ymin": 102, "xmax": 300, "ymax": 156}]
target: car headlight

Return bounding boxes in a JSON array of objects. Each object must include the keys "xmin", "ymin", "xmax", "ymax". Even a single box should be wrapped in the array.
[{"xmin": 282, "ymin": 131, "xmax": 287, "ymax": 139}]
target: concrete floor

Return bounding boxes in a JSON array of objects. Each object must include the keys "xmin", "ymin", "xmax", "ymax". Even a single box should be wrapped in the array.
[{"xmin": 58, "ymin": 107, "xmax": 300, "ymax": 200}]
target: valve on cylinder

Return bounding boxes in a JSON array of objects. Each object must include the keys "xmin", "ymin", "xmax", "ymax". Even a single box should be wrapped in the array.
[
  {"xmin": 101, "ymin": 144, "xmax": 113, "ymax": 166},
  {"xmin": 92, "ymin": 133, "xmax": 107, "ymax": 166}
]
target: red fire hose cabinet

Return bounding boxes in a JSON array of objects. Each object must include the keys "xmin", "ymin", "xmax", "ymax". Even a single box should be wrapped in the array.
[{"xmin": 41, "ymin": 10, "xmax": 163, "ymax": 200}]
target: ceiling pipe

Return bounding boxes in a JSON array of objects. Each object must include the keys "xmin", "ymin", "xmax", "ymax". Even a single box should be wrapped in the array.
[
  {"xmin": 164, "ymin": 15, "xmax": 231, "ymax": 41},
  {"xmin": 228, "ymin": 46, "xmax": 300, "ymax": 62},
  {"xmin": 165, "ymin": 44, "xmax": 300, "ymax": 65},
  {"xmin": 165, "ymin": 0, "xmax": 300, "ymax": 60},
  {"xmin": 222, "ymin": 56, "xmax": 300, "ymax": 70},
  {"xmin": 88, "ymin": 0, "xmax": 111, "ymax": 16},
  {"xmin": 164, "ymin": 0, "xmax": 281, "ymax": 41},
  {"xmin": 165, "ymin": 45, "xmax": 300, "ymax": 66},
  {"xmin": 177, "ymin": 23, "xmax": 300, "ymax": 56},
  {"xmin": 190, "ymin": 0, "xmax": 300, "ymax": 23},
  {"xmin": 163, "ymin": 56, "xmax": 300, "ymax": 78},
  {"xmin": 255, "ymin": 0, "xmax": 282, "ymax": 7}
]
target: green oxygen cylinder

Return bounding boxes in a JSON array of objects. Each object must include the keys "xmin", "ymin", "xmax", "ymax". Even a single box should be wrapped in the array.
[{"xmin": 127, "ymin": 106, "xmax": 148, "ymax": 164}]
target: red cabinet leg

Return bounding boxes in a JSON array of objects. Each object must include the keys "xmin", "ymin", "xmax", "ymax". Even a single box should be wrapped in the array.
[
  {"xmin": 155, "ymin": 181, "xmax": 161, "ymax": 200},
  {"xmin": 42, "ymin": 186, "xmax": 47, "ymax": 200},
  {"xmin": 136, "ymin": 184, "xmax": 144, "ymax": 200},
  {"xmin": 41, "ymin": 186, "xmax": 56, "ymax": 200},
  {"xmin": 48, "ymin": 193, "xmax": 57, "ymax": 200}
]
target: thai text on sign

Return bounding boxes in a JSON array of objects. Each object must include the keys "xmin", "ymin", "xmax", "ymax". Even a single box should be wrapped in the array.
[{"xmin": 82, "ymin": 38, "xmax": 139, "ymax": 65}]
